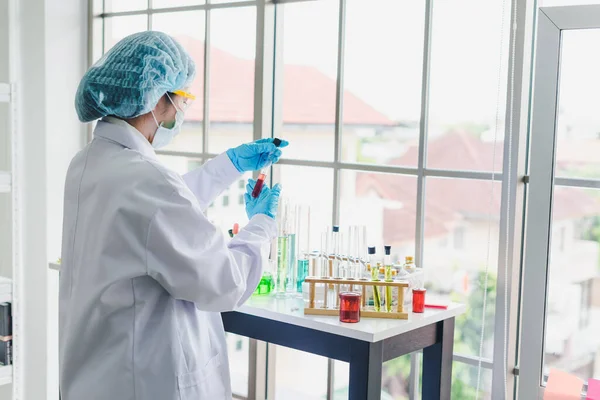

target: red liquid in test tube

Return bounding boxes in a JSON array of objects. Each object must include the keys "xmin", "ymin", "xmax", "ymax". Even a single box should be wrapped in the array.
[
  {"xmin": 252, "ymin": 173, "xmax": 266, "ymax": 198},
  {"xmin": 251, "ymin": 138, "xmax": 282, "ymax": 199}
]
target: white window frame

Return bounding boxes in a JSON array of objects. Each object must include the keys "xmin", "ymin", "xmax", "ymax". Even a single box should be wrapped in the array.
[{"xmin": 519, "ymin": 4, "xmax": 600, "ymax": 399}]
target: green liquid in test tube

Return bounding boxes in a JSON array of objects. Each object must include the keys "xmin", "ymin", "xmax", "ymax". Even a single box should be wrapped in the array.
[
  {"xmin": 368, "ymin": 246, "xmax": 381, "ymax": 312},
  {"xmin": 384, "ymin": 245, "xmax": 393, "ymax": 312}
]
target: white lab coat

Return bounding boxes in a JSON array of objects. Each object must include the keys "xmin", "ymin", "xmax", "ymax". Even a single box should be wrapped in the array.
[{"xmin": 59, "ymin": 117, "xmax": 276, "ymax": 400}]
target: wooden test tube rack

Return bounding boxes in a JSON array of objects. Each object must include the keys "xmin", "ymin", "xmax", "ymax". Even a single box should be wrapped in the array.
[{"xmin": 304, "ymin": 277, "xmax": 410, "ymax": 320}]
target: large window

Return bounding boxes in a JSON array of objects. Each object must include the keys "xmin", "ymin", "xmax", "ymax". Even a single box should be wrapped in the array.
[{"xmin": 95, "ymin": 0, "xmax": 515, "ymax": 398}]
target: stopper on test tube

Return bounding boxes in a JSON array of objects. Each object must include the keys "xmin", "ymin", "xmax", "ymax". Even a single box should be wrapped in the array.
[
  {"xmin": 368, "ymin": 247, "xmax": 375, "ymax": 255},
  {"xmin": 273, "ymin": 138, "xmax": 282, "ymax": 147},
  {"xmin": 233, "ymin": 223, "xmax": 240, "ymax": 235},
  {"xmin": 333, "ymin": 225, "xmax": 339, "ymax": 233},
  {"xmin": 384, "ymin": 245, "xmax": 391, "ymax": 255}
]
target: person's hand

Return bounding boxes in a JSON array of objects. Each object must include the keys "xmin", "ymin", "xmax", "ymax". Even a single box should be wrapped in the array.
[
  {"xmin": 226, "ymin": 138, "xmax": 289, "ymax": 173},
  {"xmin": 244, "ymin": 179, "xmax": 282, "ymax": 220}
]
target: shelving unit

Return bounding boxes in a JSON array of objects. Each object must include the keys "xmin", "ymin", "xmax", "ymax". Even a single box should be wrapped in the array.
[{"xmin": 1, "ymin": 1, "xmax": 19, "ymax": 398}]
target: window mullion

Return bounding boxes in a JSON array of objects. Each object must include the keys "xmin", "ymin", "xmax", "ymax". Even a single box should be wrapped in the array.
[
  {"xmin": 410, "ymin": 0, "xmax": 433, "ymax": 398},
  {"xmin": 332, "ymin": 0, "xmax": 346, "ymax": 226}
]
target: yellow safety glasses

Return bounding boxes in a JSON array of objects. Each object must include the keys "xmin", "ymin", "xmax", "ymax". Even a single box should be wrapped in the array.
[
  {"xmin": 172, "ymin": 89, "xmax": 196, "ymax": 111},
  {"xmin": 172, "ymin": 89, "xmax": 196, "ymax": 101}
]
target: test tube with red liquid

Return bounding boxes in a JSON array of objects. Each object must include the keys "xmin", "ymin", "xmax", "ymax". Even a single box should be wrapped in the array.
[{"xmin": 251, "ymin": 138, "xmax": 282, "ymax": 198}]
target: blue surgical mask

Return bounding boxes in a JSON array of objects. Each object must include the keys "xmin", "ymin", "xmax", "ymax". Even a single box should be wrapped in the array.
[{"xmin": 150, "ymin": 93, "xmax": 185, "ymax": 149}]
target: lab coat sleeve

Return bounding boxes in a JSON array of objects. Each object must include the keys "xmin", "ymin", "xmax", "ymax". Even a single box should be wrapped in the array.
[
  {"xmin": 146, "ymin": 186, "xmax": 277, "ymax": 312},
  {"xmin": 182, "ymin": 152, "xmax": 242, "ymax": 211}
]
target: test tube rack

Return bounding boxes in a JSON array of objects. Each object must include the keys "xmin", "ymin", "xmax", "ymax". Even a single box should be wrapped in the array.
[{"xmin": 303, "ymin": 277, "xmax": 409, "ymax": 320}]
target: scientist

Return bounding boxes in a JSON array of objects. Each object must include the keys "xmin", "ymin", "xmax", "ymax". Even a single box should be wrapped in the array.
[{"xmin": 59, "ymin": 31, "xmax": 286, "ymax": 400}]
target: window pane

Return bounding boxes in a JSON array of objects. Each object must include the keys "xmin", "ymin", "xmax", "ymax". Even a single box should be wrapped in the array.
[
  {"xmin": 427, "ymin": 0, "xmax": 508, "ymax": 172},
  {"xmin": 544, "ymin": 186, "xmax": 600, "ymax": 381},
  {"xmin": 153, "ymin": 11, "xmax": 206, "ymax": 153},
  {"xmin": 340, "ymin": 171, "xmax": 417, "ymax": 259},
  {"xmin": 449, "ymin": 362, "xmax": 492, "ymax": 400},
  {"xmin": 342, "ymin": 1, "xmax": 425, "ymax": 166},
  {"xmin": 208, "ymin": 173, "xmax": 250, "ymax": 234},
  {"xmin": 334, "ymin": 356, "xmax": 411, "ymax": 399},
  {"xmin": 103, "ymin": 16, "xmax": 148, "ymax": 52},
  {"xmin": 555, "ymin": 30, "xmax": 600, "ymax": 179},
  {"xmin": 226, "ymin": 333, "xmax": 249, "ymax": 397},
  {"xmin": 275, "ymin": 347, "xmax": 328, "ymax": 399},
  {"xmin": 153, "ymin": 0, "xmax": 204, "ymax": 8},
  {"xmin": 273, "ymin": 165, "xmax": 334, "ymax": 250},
  {"xmin": 277, "ymin": 0, "xmax": 339, "ymax": 162},
  {"xmin": 104, "ymin": 0, "xmax": 147, "ymax": 13},
  {"xmin": 209, "ymin": 7, "xmax": 256, "ymax": 154},
  {"xmin": 424, "ymin": 178, "xmax": 501, "ymax": 359}
]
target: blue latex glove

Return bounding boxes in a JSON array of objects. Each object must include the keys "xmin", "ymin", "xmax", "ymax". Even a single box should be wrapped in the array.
[
  {"xmin": 226, "ymin": 138, "xmax": 290, "ymax": 173},
  {"xmin": 244, "ymin": 179, "xmax": 282, "ymax": 220}
]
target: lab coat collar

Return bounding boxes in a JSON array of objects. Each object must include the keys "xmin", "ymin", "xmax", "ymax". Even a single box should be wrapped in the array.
[{"xmin": 94, "ymin": 117, "xmax": 158, "ymax": 159}]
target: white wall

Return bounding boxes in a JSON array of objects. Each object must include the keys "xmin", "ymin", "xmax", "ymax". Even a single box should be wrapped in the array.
[{"xmin": 11, "ymin": 0, "xmax": 87, "ymax": 398}]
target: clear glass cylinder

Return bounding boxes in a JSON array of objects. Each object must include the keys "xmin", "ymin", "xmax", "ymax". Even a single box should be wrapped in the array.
[
  {"xmin": 295, "ymin": 205, "xmax": 311, "ymax": 294},
  {"xmin": 276, "ymin": 200, "xmax": 290, "ymax": 296},
  {"xmin": 320, "ymin": 231, "xmax": 330, "ymax": 278}
]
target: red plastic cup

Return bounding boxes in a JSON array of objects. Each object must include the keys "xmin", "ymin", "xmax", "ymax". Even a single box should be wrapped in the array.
[
  {"xmin": 412, "ymin": 288, "xmax": 426, "ymax": 313},
  {"xmin": 339, "ymin": 292, "xmax": 361, "ymax": 323}
]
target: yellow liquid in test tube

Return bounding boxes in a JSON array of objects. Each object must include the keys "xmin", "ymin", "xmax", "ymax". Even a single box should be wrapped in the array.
[{"xmin": 370, "ymin": 263, "xmax": 381, "ymax": 312}]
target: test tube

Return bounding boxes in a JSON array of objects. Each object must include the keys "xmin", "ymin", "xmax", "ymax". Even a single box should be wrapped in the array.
[
  {"xmin": 296, "ymin": 205, "xmax": 310, "ymax": 295},
  {"xmin": 368, "ymin": 247, "xmax": 381, "ymax": 312},
  {"xmin": 320, "ymin": 231, "xmax": 329, "ymax": 278},
  {"xmin": 330, "ymin": 226, "xmax": 341, "ymax": 278},
  {"xmin": 251, "ymin": 138, "xmax": 282, "ymax": 198},
  {"xmin": 357, "ymin": 226, "xmax": 367, "ymax": 279},
  {"xmin": 384, "ymin": 245, "xmax": 393, "ymax": 312},
  {"xmin": 286, "ymin": 202, "xmax": 297, "ymax": 294},
  {"xmin": 276, "ymin": 201, "xmax": 289, "ymax": 297}
]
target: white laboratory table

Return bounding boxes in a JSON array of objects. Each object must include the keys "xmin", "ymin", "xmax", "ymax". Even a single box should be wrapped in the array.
[{"xmin": 223, "ymin": 295, "xmax": 466, "ymax": 400}]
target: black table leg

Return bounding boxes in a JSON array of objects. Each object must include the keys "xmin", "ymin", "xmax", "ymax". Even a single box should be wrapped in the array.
[
  {"xmin": 422, "ymin": 318, "xmax": 455, "ymax": 400},
  {"xmin": 348, "ymin": 341, "xmax": 384, "ymax": 400}
]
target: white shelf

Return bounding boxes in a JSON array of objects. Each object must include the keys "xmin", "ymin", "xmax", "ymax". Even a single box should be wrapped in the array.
[
  {"xmin": 0, "ymin": 365, "xmax": 12, "ymax": 386},
  {"xmin": 0, "ymin": 83, "xmax": 10, "ymax": 103},
  {"xmin": 49, "ymin": 262, "xmax": 60, "ymax": 271},
  {"xmin": 0, "ymin": 172, "xmax": 10, "ymax": 193}
]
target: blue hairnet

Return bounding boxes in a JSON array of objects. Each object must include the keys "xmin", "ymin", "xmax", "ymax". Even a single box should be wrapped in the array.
[{"xmin": 75, "ymin": 31, "xmax": 196, "ymax": 122}]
